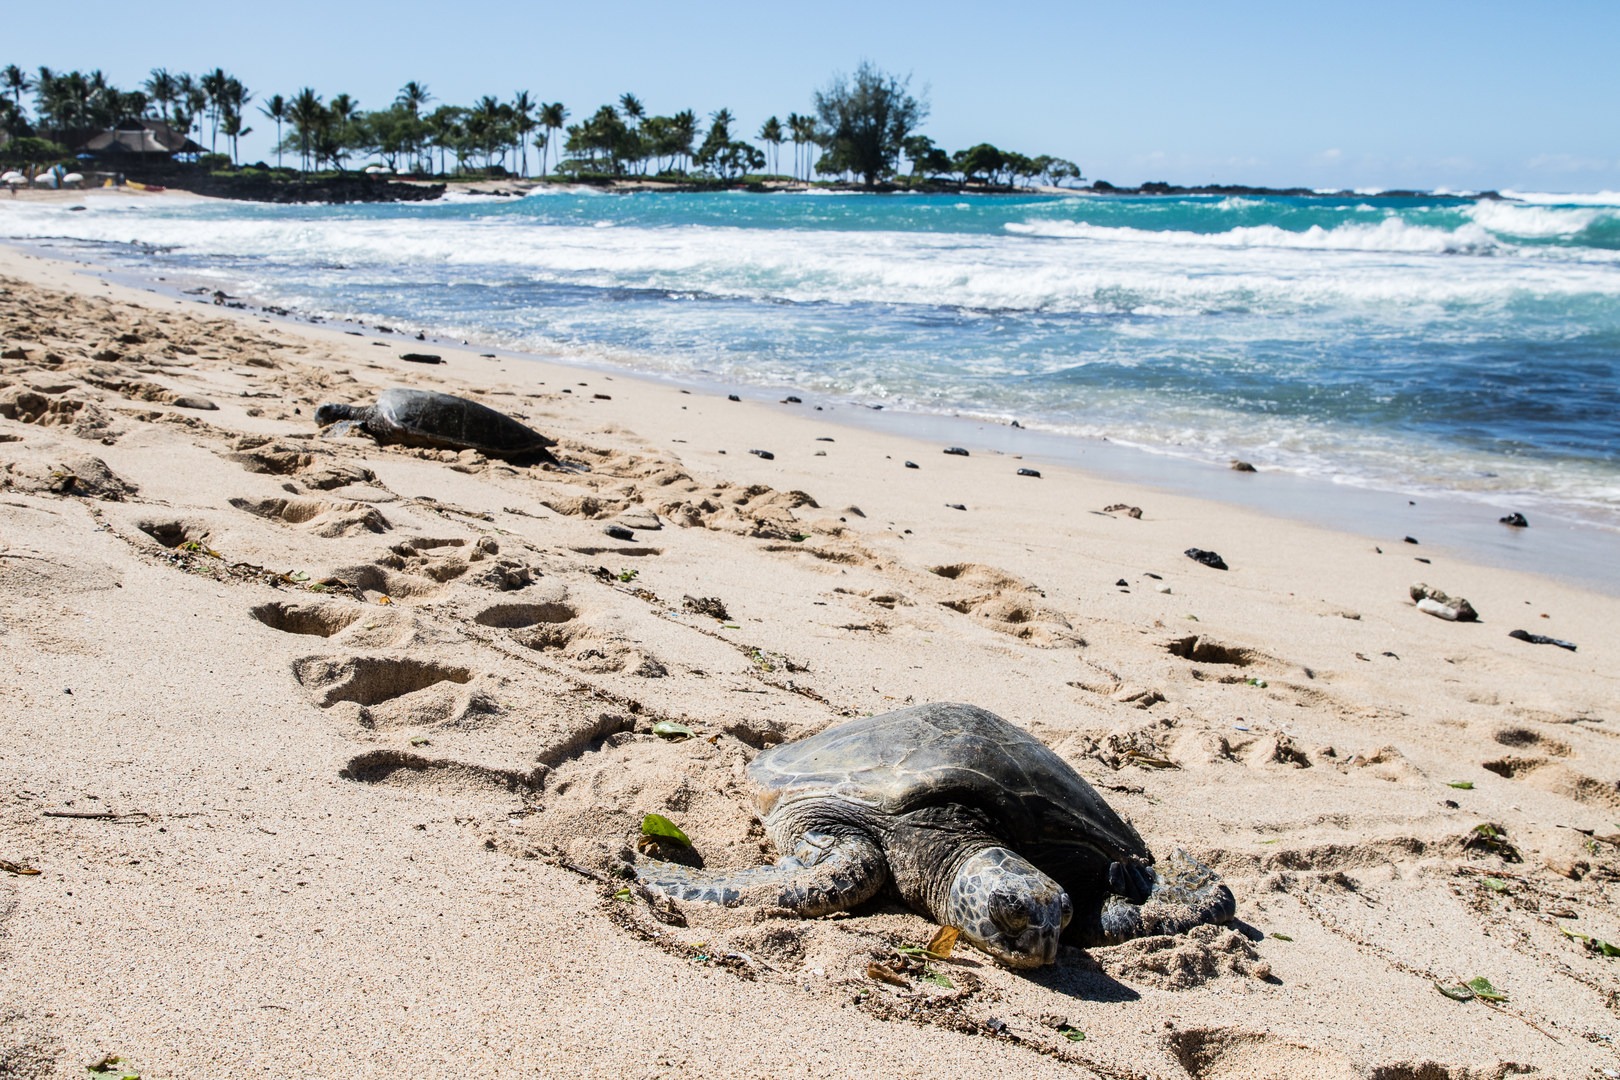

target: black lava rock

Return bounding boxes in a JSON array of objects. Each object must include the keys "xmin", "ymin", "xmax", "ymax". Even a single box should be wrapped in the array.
[
  {"xmin": 1500, "ymin": 512, "xmax": 1529, "ymax": 527},
  {"xmin": 1185, "ymin": 548, "xmax": 1229, "ymax": 570}
]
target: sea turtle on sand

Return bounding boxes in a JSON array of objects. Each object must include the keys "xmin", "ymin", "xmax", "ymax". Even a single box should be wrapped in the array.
[
  {"xmin": 637, "ymin": 702, "xmax": 1236, "ymax": 968},
  {"xmin": 313, "ymin": 388, "xmax": 555, "ymax": 461}
]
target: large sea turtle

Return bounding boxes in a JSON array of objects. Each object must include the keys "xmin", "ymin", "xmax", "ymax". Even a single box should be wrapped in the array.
[
  {"xmin": 637, "ymin": 702, "xmax": 1236, "ymax": 968},
  {"xmin": 314, "ymin": 388, "xmax": 555, "ymax": 461}
]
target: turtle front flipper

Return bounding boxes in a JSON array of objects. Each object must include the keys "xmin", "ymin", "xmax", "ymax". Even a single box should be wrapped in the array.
[
  {"xmin": 636, "ymin": 830, "xmax": 887, "ymax": 918},
  {"xmin": 1096, "ymin": 848, "xmax": 1236, "ymax": 945}
]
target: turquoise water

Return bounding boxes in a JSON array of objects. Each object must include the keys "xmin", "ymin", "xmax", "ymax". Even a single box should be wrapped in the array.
[{"xmin": 4, "ymin": 187, "xmax": 1619, "ymax": 531}]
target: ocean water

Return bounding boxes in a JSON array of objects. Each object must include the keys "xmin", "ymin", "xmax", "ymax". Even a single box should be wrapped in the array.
[{"xmin": 4, "ymin": 187, "xmax": 1619, "ymax": 539}]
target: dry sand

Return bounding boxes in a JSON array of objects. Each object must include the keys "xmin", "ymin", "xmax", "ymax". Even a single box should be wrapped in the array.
[{"xmin": 2, "ymin": 236, "xmax": 1618, "ymax": 1080}]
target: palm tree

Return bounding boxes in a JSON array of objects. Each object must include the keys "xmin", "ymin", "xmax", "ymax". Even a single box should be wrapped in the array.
[
  {"xmin": 144, "ymin": 68, "xmax": 176, "ymax": 122},
  {"xmin": 327, "ymin": 93, "xmax": 358, "ymax": 169},
  {"xmin": 618, "ymin": 93, "xmax": 646, "ymax": 173},
  {"xmin": 260, "ymin": 94, "xmax": 287, "ymax": 168},
  {"xmin": 511, "ymin": 90, "xmax": 535, "ymax": 177},
  {"xmin": 221, "ymin": 76, "xmax": 250, "ymax": 163},
  {"xmin": 538, "ymin": 101, "xmax": 567, "ymax": 176},
  {"xmin": 670, "ymin": 109, "xmax": 697, "ymax": 174},
  {"xmin": 180, "ymin": 75, "xmax": 207, "ymax": 148},
  {"xmin": 759, "ymin": 116, "xmax": 784, "ymax": 177},
  {"xmin": 395, "ymin": 81, "xmax": 432, "ymax": 171},
  {"xmin": 289, "ymin": 87, "xmax": 323, "ymax": 172},
  {"xmin": 199, "ymin": 67, "xmax": 228, "ymax": 152},
  {"xmin": 2, "ymin": 65, "xmax": 31, "ymax": 114},
  {"xmin": 787, "ymin": 112, "xmax": 820, "ymax": 181}
]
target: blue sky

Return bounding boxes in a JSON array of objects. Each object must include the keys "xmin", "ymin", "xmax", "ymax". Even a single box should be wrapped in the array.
[{"xmin": 8, "ymin": 0, "xmax": 1618, "ymax": 191}]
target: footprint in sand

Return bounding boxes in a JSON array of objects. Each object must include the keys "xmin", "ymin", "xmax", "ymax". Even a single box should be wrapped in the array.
[
  {"xmin": 249, "ymin": 599, "xmax": 362, "ymax": 638},
  {"xmin": 926, "ymin": 563, "xmax": 1082, "ymax": 647},
  {"xmin": 471, "ymin": 596, "xmax": 663, "ymax": 676},
  {"xmin": 228, "ymin": 495, "xmax": 391, "ymax": 538},
  {"xmin": 225, "ymin": 438, "xmax": 379, "ymax": 493},
  {"xmin": 290, "ymin": 653, "xmax": 496, "ymax": 729},
  {"xmin": 1165, "ymin": 1026, "xmax": 1364, "ymax": 1079},
  {"xmin": 338, "ymin": 748, "xmax": 544, "ymax": 800}
]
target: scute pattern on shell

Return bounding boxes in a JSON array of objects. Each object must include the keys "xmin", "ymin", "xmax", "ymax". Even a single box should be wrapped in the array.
[
  {"xmin": 371, "ymin": 388, "xmax": 555, "ymax": 456},
  {"xmin": 748, "ymin": 702, "xmax": 1150, "ymax": 868}
]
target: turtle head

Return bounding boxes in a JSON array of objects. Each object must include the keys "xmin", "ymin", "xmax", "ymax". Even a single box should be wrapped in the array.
[
  {"xmin": 313, "ymin": 402, "xmax": 354, "ymax": 427},
  {"xmin": 945, "ymin": 847, "xmax": 1072, "ymax": 968}
]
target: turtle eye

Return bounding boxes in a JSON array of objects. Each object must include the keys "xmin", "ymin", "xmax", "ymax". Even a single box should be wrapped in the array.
[
  {"xmin": 1058, "ymin": 892, "xmax": 1074, "ymax": 929},
  {"xmin": 989, "ymin": 889, "xmax": 1030, "ymax": 933}
]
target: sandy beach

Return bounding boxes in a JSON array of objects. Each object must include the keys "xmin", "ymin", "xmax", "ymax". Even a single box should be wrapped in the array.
[{"xmin": 3, "ymin": 231, "xmax": 1619, "ymax": 1079}]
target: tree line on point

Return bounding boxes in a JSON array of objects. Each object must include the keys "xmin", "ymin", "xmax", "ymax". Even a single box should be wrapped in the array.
[{"xmin": 1, "ymin": 61, "xmax": 1080, "ymax": 190}]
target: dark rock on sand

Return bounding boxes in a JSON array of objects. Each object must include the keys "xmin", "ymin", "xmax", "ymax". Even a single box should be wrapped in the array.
[
  {"xmin": 1017, "ymin": 468, "xmax": 1041, "ymax": 478},
  {"xmin": 683, "ymin": 595, "xmax": 730, "ymax": 620},
  {"xmin": 1230, "ymin": 460, "xmax": 1257, "ymax": 472},
  {"xmin": 400, "ymin": 353, "xmax": 443, "ymax": 364},
  {"xmin": 944, "ymin": 447, "xmax": 970, "ymax": 457},
  {"xmin": 750, "ymin": 449, "xmax": 775, "ymax": 460},
  {"xmin": 1185, "ymin": 548, "xmax": 1229, "ymax": 570},
  {"xmin": 604, "ymin": 525, "xmax": 634, "ymax": 541},
  {"xmin": 1500, "ymin": 512, "xmax": 1529, "ymax": 528},
  {"xmin": 1508, "ymin": 629, "xmax": 1576, "ymax": 651},
  {"xmin": 905, "ymin": 461, "xmax": 919, "ymax": 469},
  {"xmin": 1410, "ymin": 583, "xmax": 1478, "ymax": 622}
]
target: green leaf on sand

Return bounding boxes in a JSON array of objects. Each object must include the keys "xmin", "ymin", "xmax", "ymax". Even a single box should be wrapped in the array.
[
  {"xmin": 641, "ymin": 813, "xmax": 691, "ymax": 847},
  {"xmin": 1271, "ymin": 932, "xmax": 1293, "ymax": 941},
  {"xmin": 1482, "ymin": 877, "xmax": 1507, "ymax": 893},
  {"xmin": 652, "ymin": 721, "xmax": 696, "ymax": 741},
  {"xmin": 613, "ymin": 886, "xmax": 633, "ymax": 902},
  {"xmin": 1059, "ymin": 1024, "xmax": 1086, "ymax": 1042},
  {"xmin": 1448, "ymin": 781, "xmax": 1474, "ymax": 790},
  {"xmin": 1560, "ymin": 925, "xmax": 1620, "ymax": 957},
  {"xmin": 1437, "ymin": 976, "xmax": 1507, "ymax": 1003},
  {"xmin": 921, "ymin": 971, "xmax": 953, "ymax": 988}
]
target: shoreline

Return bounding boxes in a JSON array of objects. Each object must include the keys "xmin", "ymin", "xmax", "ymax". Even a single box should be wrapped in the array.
[
  {"xmin": 3, "ymin": 239, "xmax": 1619, "ymax": 1078},
  {"xmin": 14, "ymin": 224, "xmax": 1612, "ymax": 596}
]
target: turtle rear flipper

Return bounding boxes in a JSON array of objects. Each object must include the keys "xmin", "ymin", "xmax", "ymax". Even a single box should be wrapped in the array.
[
  {"xmin": 1096, "ymin": 848, "xmax": 1235, "ymax": 945},
  {"xmin": 636, "ymin": 832, "xmax": 886, "ymax": 918}
]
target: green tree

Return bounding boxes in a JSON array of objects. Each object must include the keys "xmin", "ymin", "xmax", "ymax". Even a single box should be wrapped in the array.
[
  {"xmin": 538, "ymin": 101, "xmax": 567, "ymax": 176},
  {"xmin": 2, "ymin": 65, "xmax": 32, "ymax": 115},
  {"xmin": 288, "ymin": 87, "xmax": 324, "ymax": 172},
  {"xmin": 260, "ymin": 94, "xmax": 288, "ymax": 168},
  {"xmin": 902, "ymin": 134, "xmax": 951, "ymax": 181},
  {"xmin": 425, "ymin": 104, "xmax": 467, "ymax": 175},
  {"xmin": 0, "ymin": 135, "xmax": 67, "ymax": 177},
  {"xmin": 955, "ymin": 142, "xmax": 1005, "ymax": 186},
  {"xmin": 144, "ymin": 69, "xmax": 176, "ymax": 122},
  {"xmin": 395, "ymin": 81, "xmax": 433, "ymax": 172},
  {"xmin": 812, "ymin": 61, "xmax": 927, "ymax": 187},
  {"xmin": 758, "ymin": 115, "xmax": 783, "ymax": 176},
  {"xmin": 511, "ymin": 90, "xmax": 536, "ymax": 177},
  {"xmin": 0, "ymin": 98, "xmax": 24, "ymax": 138}
]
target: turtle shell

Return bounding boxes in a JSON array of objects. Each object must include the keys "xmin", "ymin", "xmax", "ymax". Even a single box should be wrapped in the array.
[
  {"xmin": 749, "ymin": 702, "xmax": 1152, "ymax": 878},
  {"xmin": 372, "ymin": 388, "xmax": 555, "ymax": 456}
]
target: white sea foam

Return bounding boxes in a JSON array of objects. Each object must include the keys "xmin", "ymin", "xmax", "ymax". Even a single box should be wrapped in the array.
[
  {"xmin": 1005, "ymin": 216, "xmax": 1504, "ymax": 255},
  {"xmin": 1468, "ymin": 200, "xmax": 1607, "ymax": 237},
  {"xmin": 1500, "ymin": 190, "xmax": 1620, "ymax": 207}
]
